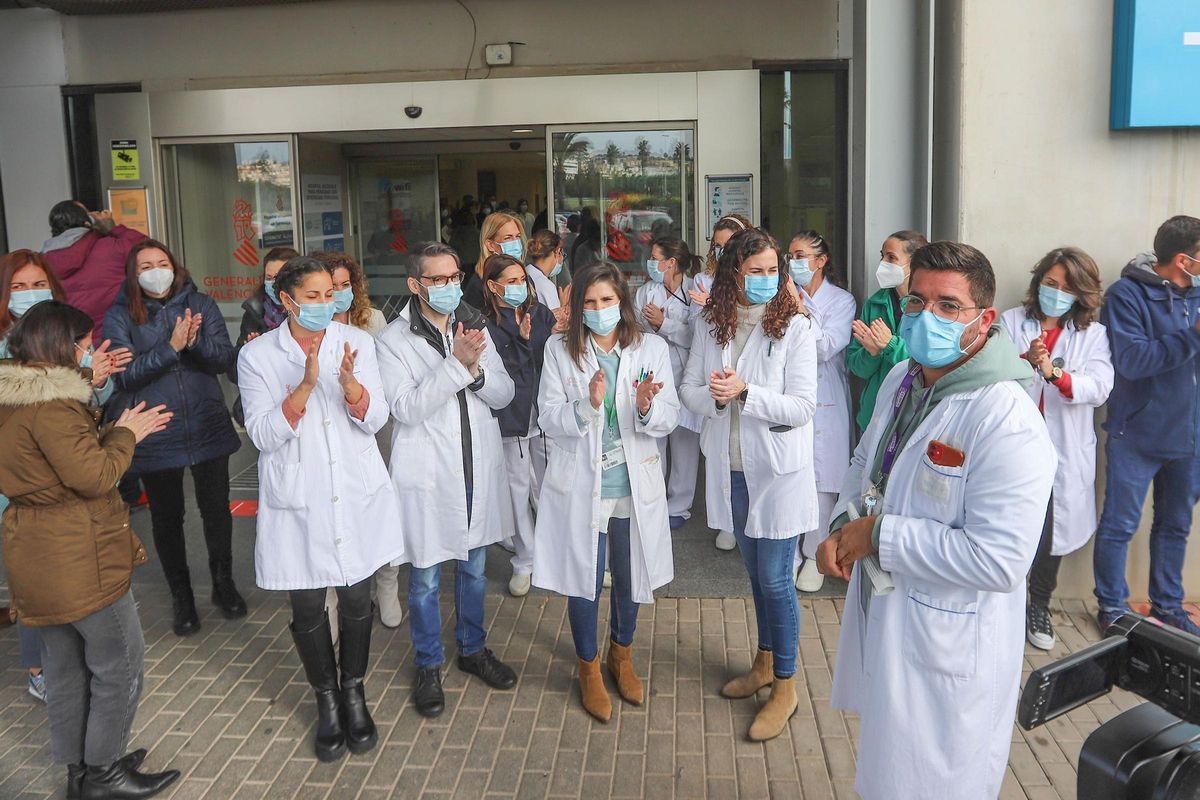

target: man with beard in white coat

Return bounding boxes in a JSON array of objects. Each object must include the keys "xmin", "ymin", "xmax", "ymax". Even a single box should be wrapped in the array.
[
  {"xmin": 817, "ymin": 241, "xmax": 1055, "ymax": 800},
  {"xmin": 376, "ymin": 242, "xmax": 519, "ymax": 720}
]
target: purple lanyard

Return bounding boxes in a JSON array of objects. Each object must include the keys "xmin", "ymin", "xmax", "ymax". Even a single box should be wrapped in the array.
[{"xmin": 879, "ymin": 363, "xmax": 930, "ymax": 480}]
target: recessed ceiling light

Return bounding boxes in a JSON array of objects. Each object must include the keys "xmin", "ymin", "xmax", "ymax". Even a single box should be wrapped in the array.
[{"xmin": 511, "ymin": 128, "xmax": 534, "ymax": 134}]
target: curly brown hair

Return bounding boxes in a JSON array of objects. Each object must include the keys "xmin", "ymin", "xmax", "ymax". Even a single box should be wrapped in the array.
[
  {"xmin": 703, "ymin": 228, "xmax": 799, "ymax": 347},
  {"xmin": 1021, "ymin": 246, "xmax": 1103, "ymax": 330},
  {"xmin": 312, "ymin": 250, "xmax": 377, "ymax": 331}
]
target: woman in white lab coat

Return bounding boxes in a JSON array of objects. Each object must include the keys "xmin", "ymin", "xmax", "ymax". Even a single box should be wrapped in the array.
[
  {"xmin": 687, "ymin": 214, "xmax": 753, "ymax": 552},
  {"xmin": 680, "ymin": 227, "xmax": 818, "ymax": 742},
  {"xmin": 1001, "ymin": 246, "xmax": 1112, "ymax": 650},
  {"xmin": 635, "ymin": 235, "xmax": 702, "ymax": 529},
  {"xmin": 534, "ymin": 261, "xmax": 679, "ymax": 724},
  {"xmin": 238, "ymin": 256, "xmax": 403, "ymax": 763},
  {"xmin": 782, "ymin": 231, "xmax": 856, "ymax": 592}
]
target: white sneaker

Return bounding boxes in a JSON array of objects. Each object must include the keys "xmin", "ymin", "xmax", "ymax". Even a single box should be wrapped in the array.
[
  {"xmin": 509, "ymin": 572, "xmax": 532, "ymax": 597},
  {"xmin": 603, "ymin": 570, "xmax": 612, "ymax": 589},
  {"xmin": 714, "ymin": 530, "xmax": 736, "ymax": 551},
  {"xmin": 796, "ymin": 559, "xmax": 825, "ymax": 593}
]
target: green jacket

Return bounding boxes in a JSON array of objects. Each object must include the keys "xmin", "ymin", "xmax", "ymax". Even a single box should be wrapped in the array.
[{"xmin": 847, "ymin": 288, "xmax": 908, "ymax": 430}]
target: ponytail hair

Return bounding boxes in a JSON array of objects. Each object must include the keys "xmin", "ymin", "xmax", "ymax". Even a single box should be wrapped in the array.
[{"xmin": 651, "ymin": 235, "xmax": 703, "ymax": 277}]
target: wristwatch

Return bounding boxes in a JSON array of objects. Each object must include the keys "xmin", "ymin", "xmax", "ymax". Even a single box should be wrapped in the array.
[{"xmin": 1045, "ymin": 366, "xmax": 1063, "ymax": 383}]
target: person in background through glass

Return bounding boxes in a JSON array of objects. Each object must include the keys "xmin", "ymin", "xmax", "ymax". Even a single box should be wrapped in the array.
[
  {"xmin": 1001, "ymin": 247, "xmax": 1112, "ymax": 650},
  {"xmin": 230, "ymin": 246, "xmax": 298, "ymax": 426},
  {"xmin": 847, "ymin": 230, "xmax": 928, "ymax": 432},
  {"xmin": 782, "ymin": 231, "xmax": 856, "ymax": 593},
  {"xmin": 103, "ymin": 240, "xmax": 246, "ymax": 637}
]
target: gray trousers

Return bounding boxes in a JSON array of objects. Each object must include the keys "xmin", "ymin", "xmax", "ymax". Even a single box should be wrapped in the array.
[
  {"xmin": 18, "ymin": 622, "xmax": 42, "ymax": 669},
  {"xmin": 39, "ymin": 591, "xmax": 145, "ymax": 766}
]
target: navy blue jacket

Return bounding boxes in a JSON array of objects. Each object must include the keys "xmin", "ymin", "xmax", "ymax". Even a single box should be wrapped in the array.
[
  {"xmin": 103, "ymin": 280, "xmax": 241, "ymax": 473},
  {"xmin": 485, "ymin": 302, "xmax": 555, "ymax": 438},
  {"xmin": 1101, "ymin": 253, "xmax": 1200, "ymax": 458}
]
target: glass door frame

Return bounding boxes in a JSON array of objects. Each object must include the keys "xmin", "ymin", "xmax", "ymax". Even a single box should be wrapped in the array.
[
  {"xmin": 544, "ymin": 121, "xmax": 699, "ymax": 260},
  {"xmin": 155, "ymin": 134, "xmax": 302, "ymax": 263}
]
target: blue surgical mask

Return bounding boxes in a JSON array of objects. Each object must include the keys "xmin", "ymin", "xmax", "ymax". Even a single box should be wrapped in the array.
[
  {"xmin": 263, "ymin": 280, "xmax": 278, "ymax": 304},
  {"xmin": 899, "ymin": 310, "xmax": 983, "ymax": 369},
  {"xmin": 743, "ymin": 275, "xmax": 778, "ymax": 306},
  {"xmin": 789, "ymin": 258, "xmax": 814, "ymax": 287},
  {"xmin": 291, "ymin": 299, "xmax": 336, "ymax": 332},
  {"xmin": 646, "ymin": 259, "xmax": 665, "ymax": 283},
  {"xmin": 332, "ymin": 287, "xmax": 354, "ymax": 314},
  {"xmin": 500, "ymin": 282, "xmax": 529, "ymax": 308},
  {"xmin": 1182, "ymin": 255, "xmax": 1200, "ymax": 288},
  {"xmin": 76, "ymin": 344, "xmax": 93, "ymax": 370},
  {"xmin": 498, "ymin": 239, "xmax": 524, "ymax": 259},
  {"xmin": 549, "ymin": 260, "xmax": 564, "ymax": 278},
  {"xmin": 425, "ymin": 282, "xmax": 463, "ymax": 315},
  {"xmin": 583, "ymin": 304, "xmax": 622, "ymax": 336},
  {"xmin": 1037, "ymin": 285, "xmax": 1076, "ymax": 318},
  {"xmin": 8, "ymin": 288, "xmax": 52, "ymax": 317}
]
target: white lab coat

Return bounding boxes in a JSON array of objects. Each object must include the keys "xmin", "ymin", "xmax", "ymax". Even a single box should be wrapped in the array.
[
  {"xmin": 635, "ymin": 278, "xmax": 701, "ymax": 433},
  {"xmin": 532, "ymin": 333, "xmax": 679, "ymax": 603},
  {"xmin": 238, "ymin": 321, "xmax": 405, "ymax": 590},
  {"xmin": 680, "ymin": 311, "xmax": 819, "ymax": 538},
  {"xmin": 1001, "ymin": 308, "xmax": 1114, "ymax": 555},
  {"xmin": 803, "ymin": 280, "xmax": 856, "ymax": 494},
  {"xmin": 526, "ymin": 265, "xmax": 561, "ymax": 311},
  {"xmin": 830, "ymin": 360, "xmax": 1056, "ymax": 800},
  {"xmin": 375, "ymin": 304, "xmax": 515, "ymax": 569}
]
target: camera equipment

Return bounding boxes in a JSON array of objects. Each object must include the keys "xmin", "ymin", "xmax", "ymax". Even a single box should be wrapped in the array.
[
  {"xmin": 404, "ymin": 106, "xmax": 422, "ymax": 119},
  {"xmin": 1018, "ymin": 613, "xmax": 1200, "ymax": 798}
]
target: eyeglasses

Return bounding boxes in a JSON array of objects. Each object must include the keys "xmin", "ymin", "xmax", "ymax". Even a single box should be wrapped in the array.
[
  {"xmin": 899, "ymin": 295, "xmax": 984, "ymax": 321},
  {"xmin": 419, "ymin": 272, "xmax": 465, "ymax": 288}
]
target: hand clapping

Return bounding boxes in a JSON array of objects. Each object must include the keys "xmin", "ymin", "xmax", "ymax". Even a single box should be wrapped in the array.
[
  {"xmin": 451, "ymin": 323, "xmax": 487, "ymax": 376},
  {"xmin": 636, "ymin": 371, "xmax": 663, "ymax": 415},
  {"xmin": 709, "ymin": 367, "xmax": 746, "ymax": 405}
]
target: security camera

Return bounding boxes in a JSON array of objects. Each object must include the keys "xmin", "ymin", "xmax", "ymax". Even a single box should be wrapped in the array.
[
  {"xmin": 509, "ymin": 141, "xmax": 521, "ymax": 151},
  {"xmin": 404, "ymin": 106, "xmax": 422, "ymax": 119}
]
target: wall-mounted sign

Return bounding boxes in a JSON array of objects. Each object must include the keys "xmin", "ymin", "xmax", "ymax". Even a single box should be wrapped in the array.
[
  {"xmin": 302, "ymin": 174, "xmax": 344, "ymax": 252},
  {"xmin": 107, "ymin": 187, "xmax": 150, "ymax": 236},
  {"xmin": 1111, "ymin": 0, "xmax": 1200, "ymax": 129},
  {"xmin": 110, "ymin": 139, "xmax": 140, "ymax": 181},
  {"xmin": 705, "ymin": 174, "xmax": 754, "ymax": 238}
]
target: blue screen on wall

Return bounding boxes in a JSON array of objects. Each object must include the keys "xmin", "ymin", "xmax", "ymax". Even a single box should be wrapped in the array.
[{"xmin": 1111, "ymin": 0, "xmax": 1200, "ymax": 129}]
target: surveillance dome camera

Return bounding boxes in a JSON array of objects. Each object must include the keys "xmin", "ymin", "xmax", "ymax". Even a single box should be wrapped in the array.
[
  {"xmin": 509, "ymin": 141, "xmax": 522, "ymax": 151},
  {"xmin": 404, "ymin": 106, "xmax": 422, "ymax": 119}
]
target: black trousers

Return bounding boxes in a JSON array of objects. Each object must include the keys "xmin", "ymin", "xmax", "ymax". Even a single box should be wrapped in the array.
[
  {"xmin": 141, "ymin": 455, "xmax": 233, "ymax": 585},
  {"xmin": 289, "ymin": 578, "xmax": 373, "ymax": 630},
  {"xmin": 1028, "ymin": 495, "xmax": 1061, "ymax": 610}
]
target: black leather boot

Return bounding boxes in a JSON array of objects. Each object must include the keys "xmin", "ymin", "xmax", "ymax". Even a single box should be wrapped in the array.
[
  {"xmin": 338, "ymin": 608, "xmax": 378, "ymax": 755},
  {"xmin": 68, "ymin": 750, "xmax": 146, "ymax": 799},
  {"xmin": 210, "ymin": 560, "xmax": 247, "ymax": 619},
  {"xmin": 79, "ymin": 758, "xmax": 179, "ymax": 800},
  {"xmin": 167, "ymin": 573, "xmax": 200, "ymax": 637},
  {"xmin": 290, "ymin": 612, "xmax": 347, "ymax": 762}
]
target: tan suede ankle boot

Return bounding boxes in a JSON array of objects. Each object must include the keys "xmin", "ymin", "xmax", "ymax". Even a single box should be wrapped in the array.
[
  {"xmin": 720, "ymin": 648, "xmax": 773, "ymax": 699},
  {"xmin": 747, "ymin": 675, "xmax": 798, "ymax": 741},
  {"xmin": 605, "ymin": 640, "xmax": 644, "ymax": 706},
  {"xmin": 578, "ymin": 656, "xmax": 611, "ymax": 722}
]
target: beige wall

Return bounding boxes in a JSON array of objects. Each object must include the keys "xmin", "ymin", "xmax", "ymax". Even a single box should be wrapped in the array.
[
  {"xmin": 946, "ymin": 0, "xmax": 1200, "ymax": 600},
  {"xmin": 57, "ymin": 0, "xmax": 844, "ymax": 91}
]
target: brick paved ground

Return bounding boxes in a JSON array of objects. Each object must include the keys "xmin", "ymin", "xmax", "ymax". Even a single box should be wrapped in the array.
[{"xmin": 0, "ymin": 577, "xmax": 1149, "ymax": 800}]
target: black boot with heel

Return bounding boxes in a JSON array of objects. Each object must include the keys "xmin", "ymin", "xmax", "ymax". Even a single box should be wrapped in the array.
[
  {"xmin": 290, "ymin": 612, "xmax": 347, "ymax": 762},
  {"xmin": 338, "ymin": 609, "xmax": 378, "ymax": 755}
]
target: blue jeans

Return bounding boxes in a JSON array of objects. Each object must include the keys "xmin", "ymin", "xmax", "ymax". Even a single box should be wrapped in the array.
[
  {"xmin": 408, "ymin": 545, "xmax": 488, "ymax": 668},
  {"xmin": 731, "ymin": 471, "xmax": 800, "ymax": 678},
  {"xmin": 1094, "ymin": 436, "xmax": 1200, "ymax": 614},
  {"xmin": 567, "ymin": 517, "xmax": 638, "ymax": 662}
]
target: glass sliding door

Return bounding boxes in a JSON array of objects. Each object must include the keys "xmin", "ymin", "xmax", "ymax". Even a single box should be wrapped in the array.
[
  {"xmin": 549, "ymin": 126, "xmax": 695, "ymax": 289},
  {"xmin": 759, "ymin": 67, "xmax": 848, "ymax": 275},
  {"xmin": 160, "ymin": 138, "xmax": 296, "ymax": 320}
]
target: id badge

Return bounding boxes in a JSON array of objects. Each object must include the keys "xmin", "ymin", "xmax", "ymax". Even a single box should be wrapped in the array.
[
  {"xmin": 863, "ymin": 485, "xmax": 881, "ymax": 517},
  {"xmin": 601, "ymin": 443, "xmax": 627, "ymax": 471}
]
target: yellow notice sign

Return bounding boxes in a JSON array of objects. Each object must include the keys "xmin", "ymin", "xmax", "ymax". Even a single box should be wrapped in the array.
[{"xmin": 111, "ymin": 140, "xmax": 139, "ymax": 181}]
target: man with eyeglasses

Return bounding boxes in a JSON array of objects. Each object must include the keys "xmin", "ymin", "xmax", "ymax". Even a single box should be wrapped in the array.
[
  {"xmin": 376, "ymin": 241, "xmax": 519, "ymax": 718},
  {"xmin": 1093, "ymin": 215, "xmax": 1200, "ymax": 636},
  {"xmin": 816, "ymin": 241, "xmax": 1055, "ymax": 799}
]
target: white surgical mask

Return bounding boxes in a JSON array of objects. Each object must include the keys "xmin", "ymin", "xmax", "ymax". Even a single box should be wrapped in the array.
[
  {"xmin": 875, "ymin": 260, "xmax": 906, "ymax": 289},
  {"xmin": 138, "ymin": 267, "xmax": 175, "ymax": 296}
]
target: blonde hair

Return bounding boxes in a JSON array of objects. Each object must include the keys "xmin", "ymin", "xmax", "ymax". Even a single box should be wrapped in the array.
[
  {"xmin": 704, "ymin": 213, "xmax": 753, "ymax": 276},
  {"xmin": 475, "ymin": 211, "xmax": 527, "ymax": 278}
]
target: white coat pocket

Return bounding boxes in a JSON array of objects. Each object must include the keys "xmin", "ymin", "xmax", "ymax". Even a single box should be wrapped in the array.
[
  {"xmin": 389, "ymin": 438, "xmax": 435, "ymax": 491},
  {"xmin": 912, "ymin": 455, "xmax": 965, "ymax": 512},
  {"xmin": 357, "ymin": 444, "xmax": 391, "ymax": 497},
  {"xmin": 544, "ymin": 440, "xmax": 577, "ymax": 495},
  {"xmin": 263, "ymin": 460, "xmax": 307, "ymax": 510},
  {"xmin": 902, "ymin": 589, "xmax": 979, "ymax": 680}
]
